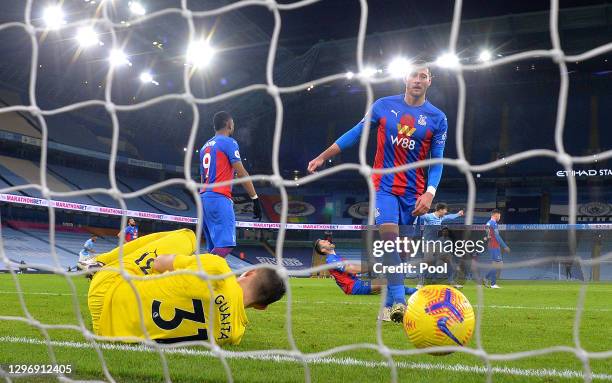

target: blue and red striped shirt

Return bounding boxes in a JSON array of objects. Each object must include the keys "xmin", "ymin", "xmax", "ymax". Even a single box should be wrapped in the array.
[
  {"xmin": 124, "ymin": 225, "xmax": 138, "ymax": 242},
  {"xmin": 199, "ymin": 135, "xmax": 242, "ymax": 198},
  {"xmin": 326, "ymin": 253, "xmax": 357, "ymax": 294},
  {"xmin": 486, "ymin": 219, "xmax": 507, "ymax": 249},
  {"xmin": 335, "ymin": 95, "xmax": 448, "ymax": 201}
]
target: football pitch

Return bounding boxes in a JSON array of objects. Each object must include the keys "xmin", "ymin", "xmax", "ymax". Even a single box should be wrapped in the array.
[{"xmin": 0, "ymin": 275, "xmax": 611, "ymax": 383}]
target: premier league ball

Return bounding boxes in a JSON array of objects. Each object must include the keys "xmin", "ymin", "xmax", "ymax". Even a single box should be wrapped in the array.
[{"xmin": 403, "ymin": 285, "xmax": 475, "ymax": 353}]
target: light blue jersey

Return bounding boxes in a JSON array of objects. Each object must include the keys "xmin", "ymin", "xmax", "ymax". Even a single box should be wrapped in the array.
[
  {"xmin": 79, "ymin": 238, "xmax": 95, "ymax": 261},
  {"xmin": 420, "ymin": 212, "xmax": 462, "ymax": 241}
]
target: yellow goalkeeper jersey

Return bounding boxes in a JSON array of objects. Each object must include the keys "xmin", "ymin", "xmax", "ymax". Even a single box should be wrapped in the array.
[{"xmin": 89, "ymin": 231, "xmax": 247, "ymax": 346}]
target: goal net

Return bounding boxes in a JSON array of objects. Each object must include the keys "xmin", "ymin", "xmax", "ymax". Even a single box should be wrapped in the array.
[{"xmin": 0, "ymin": 0, "xmax": 611, "ymax": 382}]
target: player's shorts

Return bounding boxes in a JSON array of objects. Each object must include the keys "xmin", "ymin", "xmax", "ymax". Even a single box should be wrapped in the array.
[
  {"xmin": 201, "ymin": 193, "xmax": 236, "ymax": 250},
  {"xmin": 488, "ymin": 248, "xmax": 502, "ymax": 262},
  {"xmin": 350, "ymin": 279, "xmax": 372, "ymax": 295},
  {"xmin": 375, "ymin": 190, "xmax": 418, "ymax": 226}
]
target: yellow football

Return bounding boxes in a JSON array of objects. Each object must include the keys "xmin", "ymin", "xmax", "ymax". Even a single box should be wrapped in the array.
[{"xmin": 403, "ymin": 285, "xmax": 475, "ymax": 353}]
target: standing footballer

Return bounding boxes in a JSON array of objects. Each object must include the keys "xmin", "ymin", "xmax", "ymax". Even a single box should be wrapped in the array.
[
  {"xmin": 308, "ymin": 62, "xmax": 448, "ymax": 323},
  {"xmin": 117, "ymin": 218, "xmax": 138, "ymax": 243},
  {"xmin": 484, "ymin": 209, "xmax": 510, "ymax": 288},
  {"xmin": 200, "ymin": 111, "xmax": 262, "ymax": 257}
]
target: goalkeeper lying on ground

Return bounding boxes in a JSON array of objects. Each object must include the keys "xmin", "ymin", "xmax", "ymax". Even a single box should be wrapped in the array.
[{"xmin": 88, "ymin": 229, "xmax": 285, "ymax": 345}]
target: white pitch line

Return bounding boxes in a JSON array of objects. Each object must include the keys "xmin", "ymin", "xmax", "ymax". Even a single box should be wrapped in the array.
[
  {"xmin": 293, "ymin": 300, "xmax": 612, "ymax": 312},
  {"xmin": 0, "ymin": 336, "xmax": 610, "ymax": 381},
  {"xmin": 1, "ymin": 292, "xmax": 611, "ymax": 312}
]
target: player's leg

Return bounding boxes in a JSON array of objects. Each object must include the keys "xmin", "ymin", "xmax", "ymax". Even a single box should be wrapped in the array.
[
  {"xmin": 472, "ymin": 255, "xmax": 482, "ymax": 285},
  {"xmin": 95, "ymin": 229, "xmax": 196, "ymax": 278},
  {"xmin": 488, "ymin": 262, "xmax": 498, "ymax": 287},
  {"xmin": 405, "ymin": 286, "xmax": 417, "ymax": 295},
  {"xmin": 488, "ymin": 249, "xmax": 502, "ymax": 287},
  {"xmin": 200, "ymin": 194, "xmax": 214, "ymax": 252},
  {"xmin": 445, "ymin": 253, "xmax": 456, "ymax": 284},
  {"xmin": 386, "ymin": 195, "xmax": 419, "ymax": 322},
  {"xmin": 455, "ymin": 255, "xmax": 466, "ymax": 287},
  {"xmin": 351, "ymin": 279, "xmax": 375, "ymax": 295},
  {"xmin": 496, "ymin": 262, "xmax": 502, "ymax": 281},
  {"xmin": 375, "ymin": 191, "xmax": 405, "ymax": 322},
  {"xmin": 491, "ymin": 260, "xmax": 503, "ymax": 287},
  {"xmin": 203, "ymin": 194, "xmax": 236, "ymax": 257},
  {"xmin": 88, "ymin": 270, "xmax": 120, "ymax": 334}
]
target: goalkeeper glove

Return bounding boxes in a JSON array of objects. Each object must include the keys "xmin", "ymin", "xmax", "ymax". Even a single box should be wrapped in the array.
[{"xmin": 252, "ymin": 197, "xmax": 262, "ymax": 221}]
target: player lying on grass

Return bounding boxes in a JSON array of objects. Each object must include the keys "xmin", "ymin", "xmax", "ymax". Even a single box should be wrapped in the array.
[
  {"xmin": 87, "ymin": 229, "xmax": 285, "ymax": 345},
  {"xmin": 308, "ymin": 62, "xmax": 448, "ymax": 323},
  {"xmin": 314, "ymin": 239, "xmax": 417, "ymax": 320}
]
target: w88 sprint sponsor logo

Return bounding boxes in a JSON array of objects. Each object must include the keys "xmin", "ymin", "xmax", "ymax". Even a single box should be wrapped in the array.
[{"xmin": 390, "ymin": 135, "xmax": 415, "ymax": 150}]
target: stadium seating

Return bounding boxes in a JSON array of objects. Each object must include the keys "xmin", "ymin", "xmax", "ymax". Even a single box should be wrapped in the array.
[
  {"xmin": 0, "ymin": 155, "xmax": 97, "ymax": 205},
  {"xmin": 0, "ymin": 156, "xmax": 197, "ymax": 215},
  {"xmin": 0, "ymin": 221, "xmax": 117, "ymax": 270},
  {"xmin": 117, "ymin": 175, "xmax": 197, "ymax": 216},
  {"xmin": 47, "ymin": 164, "xmax": 159, "ymax": 211},
  {"xmin": 0, "ymin": 221, "xmax": 256, "ymax": 272},
  {"xmin": 0, "ymin": 225, "xmax": 75, "ymax": 270}
]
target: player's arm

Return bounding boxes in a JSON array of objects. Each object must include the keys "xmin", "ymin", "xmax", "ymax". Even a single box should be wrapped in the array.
[
  {"xmin": 344, "ymin": 263, "xmax": 364, "ymax": 274},
  {"xmin": 224, "ymin": 139, "xmax": 261, "ymax": 220},
  {"xmin": 232, "ymin": 161, "xmax": 256, "ymax": 198},
  {"xmin": 327, "ymin": 254, "xmax": 362, "ymax": 274},
  {"xmin": 154, "ymin": 253, "xmax": 228, "ymax": 274},
  {"xmin": 441, "ymin": 210, "xmax": 464, "ymax": 222},
  {"xmin": 413, "ymin": 116, "xmax": 448, "ymax": 216},
  {"xmin": 307, "ymin": 101, "xmax": 380, "ymax": 173},
  {"xmin": 232, "ymin": 161, "xmax": 262, "ymax": 220},
  {"xmin": 494, "ymin": 228, "xmax": 510, "ymax": 252}
]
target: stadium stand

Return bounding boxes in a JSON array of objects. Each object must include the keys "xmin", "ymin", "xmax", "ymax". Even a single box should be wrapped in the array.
[
  {"xmin": 0, "ymin": 155, "xmax": 99, "ymax": 204},
  {"xmin": 117, "ymin": 175, "xmax": 197, "ymax": 216},
  {"xmin": 0, "ymin": 174, "xmax": 15, "ymax": 193},
  {"xmin": 0, "ymin": 92, "xmax": 41, "ymax": 139},
  {"xmin": 0, "ymin": 220, "xmax": 254, "ymax": 272},
  {"xmin": 0, "ymin": 224, "xmax": 75, "ymax": 270},
  {"xmin": 46, "ymin": 164, "xmax": 125, "ymax": 209},
  {"xmin": 43, "ymin": 114, "xmax": 111, "ymax": 154}
]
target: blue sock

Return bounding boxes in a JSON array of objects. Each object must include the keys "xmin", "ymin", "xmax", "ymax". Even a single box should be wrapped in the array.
[
  {"xmin": 380, "ymin": 231, "xmax": 405, "ymax": 305},
  {"xmin": 385, "ymin": 287, "xmax": 394, "ymax": 307},
  {"xmin": 389, "ymin": 284, "xmax": 406, "ymax": 305},
  {"xmin": 405, "ymin": 287, "xmax": 417, "ymax": 296}
]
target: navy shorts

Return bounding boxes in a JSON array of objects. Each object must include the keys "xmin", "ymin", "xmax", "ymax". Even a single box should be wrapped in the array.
[
  {"xmin": 350, "ymin": 279, "xmax": 372, "ymax": 295},
  {"xmin": 201, "ymin": 193, "xmax": 236, "ymax": 251},
  {"xmin": 375, "ymin": 190, "xmax": 418, "ymax": 226},
  {"xmin": 489, "ymin": 248, "xmax": 502, "ymax": 262}
]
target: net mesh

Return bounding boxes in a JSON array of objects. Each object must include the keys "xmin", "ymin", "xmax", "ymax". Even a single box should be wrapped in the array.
[{"xmin": 0, "ymin": 0, "xmax": 611, "ymax": 382}]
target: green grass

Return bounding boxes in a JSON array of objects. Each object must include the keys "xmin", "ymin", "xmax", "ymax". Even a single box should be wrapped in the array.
[{"xmin": 0, "ymin": 275, "xmax": 611, "ymax": 382}]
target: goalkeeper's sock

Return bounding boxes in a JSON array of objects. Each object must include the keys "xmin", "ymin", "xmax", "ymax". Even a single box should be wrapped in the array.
[{"xmin": 405, "ymin": 287, "xmax": 417, "ymax": 296}]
